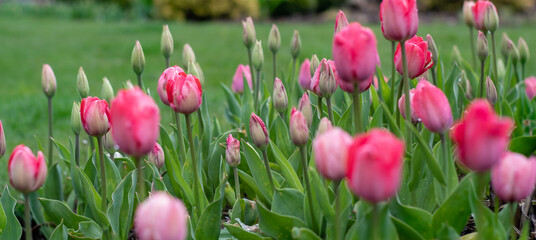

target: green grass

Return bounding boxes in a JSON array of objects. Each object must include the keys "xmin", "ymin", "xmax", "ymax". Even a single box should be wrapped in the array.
[{"xmin": 1, "ymin": 16, "xmax": 536, "ymax": 186}]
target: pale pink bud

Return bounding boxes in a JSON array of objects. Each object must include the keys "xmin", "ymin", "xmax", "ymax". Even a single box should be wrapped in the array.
[
  {"xmin": 226, "ymin": 134, "xmax": 241, "ymax": 167},
  {"xmin": 273, "ymin": 77, "xmax": 288, "ymax": 113},
  {"xmin": 166, "ymin": 72, "xmax": 203, "ymax": 114},
  {"xmin": 472, "ymin": 0, "xmax": 496, "ymax": 32},
  {"xmin": 158, "ymin": 66, "xmax": 185, "ymax": 106},
  {"xmin": 491, "ymin": 152, "xmax": 536, "ymax": 202},
  {"xmin": 249, "ymin": 113, "xmax": 269, "ymax": 148},
  {"xmin": 525, "ymin": 76, "xmax": 536, "ymax": 100},
  {"xmin": 8, "ymin": 145, "xmax": 47, "ymax": 193},
  {"xmin": 134, "ymin": 192, "xmax": 188, "ymax": 240},
  {"xmin": 149, "ymin": 143, "xmax": 165, "ymax": 168},
  {"xmin": 231, "ymin": 64, "xmax": 253, "ymax": 94},
  {"xmin": 412, "ymin": 79, "xmax": 453, "ymax": 133},
  {"xmin": 463, "ymin": 1, "xmax": 476, "ymax": 27},
  {"xmin": 298, "ymin": 92, "xmax": 313, "ymax": 127},
  {"xmin": 290, "ymin": 108, "xmax": 309, "ymax": 146},
  {"xmin": 111, "ymin": 87, "xmax": 160, "ymax": 158},
  {"xmin": 242, "ymin": 17, "xmax": 256, "ymax": 49},
  {"xmin": 334, "ymin": 10, "xmax": 349, "ymax": 33},
  {"xmin": 298, "ymin": 59, "xmax": 312, "ymax": 90},
  {"xmin": 0, "ymin": 121, "xmax": 5, "ymax": 159},
  {"xmin": 317, "ymin": 117, "xmax": 332, "ymax": 136},
  {"xmin": 80, "ymin": 97, "xmax": 111, "ymax": 137},
  {"xmin": 379, "ymin": 0, "xmax": 419, "ymax": 42},
  {"xmin": 394, "ymin": 36, "xmax": 434, "ymax": 79},
  {"xmin": 311, "ymin": 59, "xmax": 338, "ymax": 97},
  {"xmin": 313, "ymin": 128, "xmax": 352, "ymax": 181},
  {"xmin": 398, "ymin": 89, "xmax": 418, "ymax": 123},
  {"xmin": 42, "ymin": 64, "xmax": 56, "ymax": 98}
]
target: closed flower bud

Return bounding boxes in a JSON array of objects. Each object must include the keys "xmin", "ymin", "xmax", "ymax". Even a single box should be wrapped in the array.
[
  {"xmin": 158, "ymin": 66, "xmax": 185, "ymax": 106},
  {"xmin": 485, "ymin": 76, "xmax": 497, "ymax": 105},
  {"xmin": 0, "ymin": 121, "xmax": 5, "ymax": 159},
  {"xmin": 483, "ymin": 3, "xmax": 498, "ymax": 32},
  {"xmin": 317, "ymin": 117, "xmax": 332, "ymax": 135},
  {"xmin": 472, "ymin": 0, "xmax": 496, "ymax": 32},
  {"xmin": 380, "ymin": 0, "xmax": 419, "ymax": 42},
  {"xmin": 310, "ymin": 54, "xmax": 320, "ymax": 77},
  {"xmin": 394, "ymin": 36, "xmax": 434, "ymax": 79},
  {"xmin": 518, "ymin": 37, "xmax": 529, "ymax": 65},
  {"xmin": 226, "ymin": 134, "xmax": 241, "ymax": 167},
  {"xmin": 134, "ymin": 192, "xmax": 188, "ymax": 240},
  {"xmin": 347, "ymin": 129, "xmax": 404, "ymax": 203},
  {"xmin": 335, "ymin": 10, "xmax": 349, "ymax": 33},
  {"xmin": 71, "ymin": 102, "xmax": 82, "ymax": 135},
  {"xmin": 231, "ymin": 64, "xmax": 253, "ymax": 94},
  {"xmin": 463, "ymin": 1, "xmax": 475, "ymax": 27},
  {"xmin": 80, "ymin": 97, "xmax": 111, "ymax": 137},
  {"xmin": 501, "ymin": 33, "xmax": 511, "ymax": 60},
  {"xmin": 224, "ymin": 182, "xmax": 237, "ymax": 204},
  {"xmin": 506, "ymin": 39, "xmax": 520, "ymax": 64},
  {"xmin": 476, "ymin": 31, "xmax": 488, "ymax": 62},
  {"xmin": 524, "ymin": 76, "xmax": 536, "ymax": 100},
  {"xmin": 131, "ymin": 41, "xmax": 145, "ymax": 75},
  {"xmin": 491, "ymin": 152, "xmax": 536, "ymax": 202},
  {"xmin": 125, "ymin": 81, "xmax": 135, "ymax": 89},
  {"xmin": 242, "ymin": 17, "xmax": 256, "ymax": 49},
  {"xmin": 426, "ymin": 34, "xmax": 439, "ymax": 65},
  {"xmin": 8, "ymin": 145, "xmax": 47, "ymax": 193},
  {"xmin": 273, "ymin": 78, "xmax": 288, "ymax": 113},
  {"xmin": 398, "ymin": 89, "xmax": 418, "ymax": 123},
  {"xmin": 462, "ymin": 71, "xmax": 473, "ymax": 100},
  {"xmin": 497, "ymin": 59, "xmax": 506, "ymax": 81},
  {"xmin": 103, "ymin": 129, "xmax": 116, "ymax": 152},
  {"xmin": 77, "ymin": 66, "xmax": 90, "ymax": 98},
  {"xmin": 182, "ymin": 44, "xmax": 196, "ymax": 71},
  {"xmin": 249, "ymin": 113, "xmax": 269, "ymax": 148},
  {"xmin": 452, "ymin": 45, "xmax": 463, "ymax": 65},
  {"xmin": 188, "ymin": 60, "xmax": 199, "ymax": 78},
  {"xmin": 298, "ymin": 59, "xmax": 312, "ymax": 90},
  {"xmin": 313, "ymin": 127, "xmax": 352, "ymax": 181},
  {"xmin": 298, "ymin": 92, "xmax": 313, "ymax": 127},
  {"xmin": 112, "ymin": 87, "xmax": 160, "ymax": 157},
  {"xmin": 161, "ymin": 25, "xmax": 174, "ymax": 59},
  {"xmin": 413, "ymin": 79, "xmax": 453, "ymax": 133},
  {"xmin": 148, "ymin": 143, "xmax": 165, "ymax": 168},
  {"xmin": 42, "ymin": 64, "xmax": 56, "ymax": 98},
  {"xmin": 311, "ymin": 59, "xmax": 338, "ymax": 97},
  {"xmin": 268, "ymin": 24, "xmax": 281, "ymax": 54},
  {"xmin": 101, "ymin": 77, "xmax": 114, "ymax": 103},
  {"xmin": 290, "ymin": 108, "xmax": 309, "ymax": 146},
  {"xmin": 166, "ymin": 72, "xmax": 203, "ymax": 114},
  {"xmin": 290, "ymin": 30, "xmax": 301, "ymax": 59},
  {"xmin": 195, "ymin": 62, "xmax": 205, "ymax": 85},
  {"xmin": 252, "ymin": 41, "xmax": 264, "ymax": 71}
]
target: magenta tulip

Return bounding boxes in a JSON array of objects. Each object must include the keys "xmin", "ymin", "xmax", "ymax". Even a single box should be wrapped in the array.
[
  {"xmin": 334, "ymin": 10, "xmax": 349, "ymax": 33},
  {"xmin": 148, "ymin": 143, "xmax": 165, "ymax": 169},
  {"xmin": 472, "ymin": 0, "xmax": 496, "ymax": 31},
  {"xmin": 134, "ymin": 192, "xmax": 188, "ymax": 240},
  {"xmin": 290, "ymin": 108, "xmax": 309, "ymax": 147},
  {"xmin": 413, "ymin": 79, "xmax": 453, "ymax": 133},
  {"xmin": 8, "ymin": 145, "xmax": 47, "ymax": 193},
  {"xmin": 398, "ymin": 88, "xmax": 418, "ymax": 123},
  {"xmin": 313, "ymin": 127, "xmax": 352, "ymax": 181},
  {"xmin": 298, "ymin": 59, "xmax": 311, "ymax": 90},
  {"xmin": 166, "ymin": 72, "xmax": 203, "ymax": 114},
  {"xmin": 226, "ymin": 134, "xmax": 241, "ymax": 167},
  {"xmin": 158, "ymin": 66, "xmax": 184, "ymax": 106},
  {"xmin": 394, "ymin": 36, "xmax": 434, "ymax": 79},
  {"xmin": 111, "ymin": 87, "xmax": 160, "ymax": 158},
  {"xmin": 379, "ymin": 0, "xmax": 419, "ymax": 42},
  {"xmin": 80, "ymin": 97, "xmax": 111, "ymax": 137},
  {"xmin": 231, "ymin": 64, "xmax": 253, "ymax": 94},
  {"xmin": 491, "ymin": 152, "xmax": 536, "ymax": 202},
  {"xmin": 525, "ymin": 76, "xmax": 536, "ymax": 100}
]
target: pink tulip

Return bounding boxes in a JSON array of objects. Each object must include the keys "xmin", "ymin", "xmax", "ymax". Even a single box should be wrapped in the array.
[
  {"xmin": 249, "ymin": 113, "xmax": 269, "ymax": 148},
  {"xmin": 346, "ymin": 129, "xmax": 404, "ymax": 203},
  {"xmin": 313, "ymin": 127, "xmax": 352, "ymax": 181},
  {"xmin": 379, "ymin": 0, "xmax": 419, "ymax": 42},
  {"xmin": 298, "ymin": 59, "xmax": 311, "ymax": 90},
  {"xmin": 8, "ymin": 145, "xmax": 47, "ymax": 193},
  {"xmin": 525, "ymin": 76, "xmax": 536, "ymax": 100},
  {"xmin": 231, "ymin": 64, "xmax": 253, "ymax": 94},
  {"xmin": 134, "ymin": 192, "xmax": 188, "ymax": 240},
  {"xmin": 0, "ymin": 120, "xmax": 5, "ymax": 159},
  {"xmin": 317, "ymin": 117, "xmax": 333, "ymax": 136},
  {"xmin": 337, "ymin": 75, "xmax": 372, "ymax": 94},
  {"xmin": 413, "ymin": 79, "xmax": 453, "ymax": 133},
  {"xmin": 290, "ymin": 108, "xmax": 309, "ymax": 147},
  {"xmin": 80, "ymin": 97, "xmax": 111, "ymax": 137},
  {"xmin": 158, "ymin": 66, "xmax": 184, "ymax": 106},
  {"xmin": 394, "ymin": 36, "xmax": 434, "ymax": 79},
  {"xmin": 491, "ymin": 152, "xmax": 536, "ymax": 202},
  {"xmin": 334, "ymin": 10, "xmax": 349, "ymax": 33},
  {"xmin": 310, "ymin": 59, "xmax": 338, "ymax": 97},
  {"xmin": 463, "ymin": 1, "xmax": 476, "ymax": 27},
  {"xmin": 398, "ymin": 88, "xmax": 418, "ymax": 123},
  {"xmin": 451, "ymin": 100, "xmax": 514, "ymax": 172},
  {"xmin": 111, "ymin": 87, "xmax": 160, "ymax": 158},
  {"xmin": 332, "ymin": 23, "xmax": 380, "ymax": 89},
  {"xmin": 472, "ymin": 0, "xmax": 496, "ymax": 31},
  {"xmin": 226, "ymin": 134, "xmax": 241, "ymax": 167},
  {"xmin": 166, "ymin": 72, "xmax": 203, "ymax": 114},
  {"xmin": 148, "ymin": 143, "xmax": 165, "ymax": 169},
  {"xmin": 298, "ymin": 92, "xmax": 313, "ymax": 127}
]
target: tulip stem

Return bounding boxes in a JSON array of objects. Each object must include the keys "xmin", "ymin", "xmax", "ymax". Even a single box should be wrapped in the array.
[
  {"xmin": 247, "ymin": 48, "xmax": 256, "ymax": 102},
  {"xmin": 522, "ymin": 64, "xmax": 526, "ymax": 81},
  {"xmin": 491, "ymin": 31, "xmax": 498, "ymax": 86},
  {"xmin": 234, "ymin": 167, "xmax": 240, "ymax": 200},
  {"xmin": 137, "ymin": 73, "xmax": 144, "ymax": 91},
  {"xmin": 469, "ymin": 27, "xmax": 477, "ymax": 67},
  {"xmin": 479, "ymin": 60, "xmax": 485, "ymax": 98},
  {"xmin": 352, "ymin": 85, "xmax": 362, "ymax": 133},
  {"xmin": 135, "ymin": 156, "xmax": 146, "ymax": 201},
  {"xmin": 272, "ymin": 52, "xmax": 277, "ymax": 87},
  {"xmin": 75, "ymin": 133, "xmax": 80, "ymax": 166},
  {"xmin": 372, "ymin": 204, "xmax": 380, "ymax": 240},
  {"xmin": 475, "ymin": 172, "xmax": 488, "ymax": 235},
  {"xmin": 300, "ymin": 146, "xmax": 317, "ymax": 233},
  {"xmin": 197, "ymin": 110, "xmax": 204, "ymax": 136},
  {"xmin": 255, "ymin": 69, "xmax": 261, "ymax": 112},
  {"xmin": 291, "ymin": 57, "xmax": 297, "ymax": 97},
  {"xmin": 24, "ymin": 194, "xmax": 32, "ymax": 240},
  {"xmin": 401, "ymin": 40, "xmax": 412, "ymax": 147},
  {"xmin": 48, "ymin": 97, "xmax": 54, "ymax": 165},
  {"xmin": 431, "ymin": 67, "xmax": 437, "ymax": 86},
  {"xmin": 390, "ymin": 41, "xmax": 398, "ymax": 113},
  {"xmin": 261, "ymin": 149, "xmax": 275, "ymax": 192},
  {"xmin": 97, "ymin": 137, "xmax": 107, "ymax": 210},
  {"xmin": 326, "ymin": 97, "xmax": 334, "ymax": 124},
  {"xmin": 174, "ymin": 112, "xmax": 187, "ymax": 165},
  {"xmin": 185, "ymin": 114, "xmax": 201, "ymax": 217},
  {"xmin": 317, "ymin": 97, "xmax": 323, "ymax": 119},
  {"xmin": 165, "ymin": 57, "xmax": 170, "ymax": 69},
  {"xmin": 334, "ymin": 180, "xmax": 342, "ymax": 240}
]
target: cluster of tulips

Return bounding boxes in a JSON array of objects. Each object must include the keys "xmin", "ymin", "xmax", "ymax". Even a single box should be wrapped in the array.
[{"xmin": 2, "ymin": 0, "xmax": 536, "ymax": 239}]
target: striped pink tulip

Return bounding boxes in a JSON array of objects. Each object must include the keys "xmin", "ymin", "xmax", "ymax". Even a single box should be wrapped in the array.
[{"xmin": 8, "ymin": 145, "xmax": 47, "ymax": 193}]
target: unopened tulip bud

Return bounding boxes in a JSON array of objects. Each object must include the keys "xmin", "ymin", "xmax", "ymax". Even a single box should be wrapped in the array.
[
  {"xmin": 298, "ymin": 92, "xmax": 313, "ymax": 127},
  {"xmin": 426, "ymin": 34, "xmax": 438, "ymax": 65},
  {"xmin": 131, "ymin": 41, "xmax": 145, "ymax": 75},
  {"xmin": 506, "ymin": 39, "xmax": 520, "ymax": 64},
  {"xmin": 462, "ymin": 71, "xmax": 473, "ymax": 100},
  {"xmin": 485, "ymin": 76, "xmax": 497, "ymax": 105},
  {"xmin": 42, "ymin": 64, "xmax": 56, "ymax": 98},
  {"xmin": 452, "ymin": 45, "xmax": 463, "ymax": 65},
  {"xmin": 476, "ymin": 31, "xmax": 488, "ymax": 62},
  {"xmin": 290, "ymin": 108, "xmax": 309, "ymax": 147},
  {"xmin": 226, "ymin": 134, "xmax": 240, "ymax": 167},
  {"xmin": 313, "ymin": 127, "xmax": 352, "ymax": 181},
  {"xmin": 334, "ymin": 10, "xmax": 349, "ymax": 33},
  {"xmin": 195, "ymin": 62, "xmax": 205, "ymax": 85},
  {"xmin": 497, "ymin": 59, "xmax": 506, "ymax": 81},
  {"xmin": 125, "ymin": 80, "xmax": 135, "ymax": 89},
  {"xmin": 149, "ymin": 143, "xmax": 165, "ymax": 168},
  {"xmin": 252, "ymin": 40, "xmax": 264, "ymax": 71},
  {"xmin": 249, "ymin": 113, "xmax": 269, "ymax": 148},
  {"xmin": 242, "ymin": 17, "xmax": 256, "ymax": 49},
  {"xmin": 102, "ymin": 77, "xmax": 114, "ymax": 103},
  {"xmin": 491, "ymin": 152, "xmax": 536, "ymax": 202},
  {"xmin": 518, "ymin": 37, "xmax": 529, "ymax": 65},
  {"xmin": 182, "ymin": 44, "xmax": 196, "ymax": 70},
  {"xmin": 134, "ymin": 192, "xmax": 188, "ymax": 240},
  {"xmin": 103, "ymin": 129, "xmax": 115, "ymax": 152},
  {"xmin": 0, "ymin": 121, "xmax": 5, "ymax": 159},
  {"xmin": 161, "ymin": 25, "xmax": 174, "ymax": 59},
  {"xmin": 77, "ymin": 66, "xmax": 90, "ymax": 98},
  {"xmin": 71, "ymin": 102, "xmax": 81, "ymax": 135},
  {"xmin": 463, "ymin": 1, "xmax": 475, "ymax": 27},
  {"xmin": 290, "ymin": 30, "xmax": 301, "ymax": 59},
  {"xmin": 501, "ymin": 33, "xmax": 511, "ymax": 59},
  {"xmin": 310, "ymin": 54, "xmax": 320, "ymax": 77},
  {"xmin": 413, "ymin": 80, "xmax": 453, "ymax": 133},
  {"xmin": 311, "ymin": 59, "xmax": 337, "ymax": 97},
  {"xmin": 268, "ymin": 24, "xmax": 281, "ymax": 54},
  {"xmin": 317, "ymin": 117, "xmax": 332, "ymax": 136},
  {"xmin": 166, "ymin": 72, "xmax": 203, "ymax": 114},
  {"xmin": 188, "ymin": 60, "xmax": 199, "ymax": 78},
  {"xmin": 224, "ymin": 182, "xmax": 237, "ymax": 204},
  {"xmin": 398, "ymin": 89, "xmax": 418, "ymax": 123},
  {"xmin": 298, "ymin": 59, "xmax": 312, "ymax": 90},
  {"xmin": 81, "ymin": 97, "xmax": 111, "ymax": 137},
  {"xmin": 273, "ymin": 78, "xmax": 288, "ymax": 113},
  {"xmin": 8, "ymin": 145, "xmax": 47, "ymax": 193},
  {"xmin": 484, "ymin": 4, "xmax": 498, "ymax": 32},
  {"xmin": 525, "ymin": 76, "xmax": 536, "ymax": 100}
]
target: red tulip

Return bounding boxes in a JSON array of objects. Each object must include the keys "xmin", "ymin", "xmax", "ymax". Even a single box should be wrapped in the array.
[
  {"xmin": 8, "ymin": 145, "xmax": 47, "ymax": 193},
  {"xmin": 394, "ymin": 36, "xmax": 434, "ymax": 79},
  {"xmin": 525, "ymin": 76, "xmax": 536, "ymax": 100},
  {"xmin": 332, "ymin": 23, "xmax": 379, "ymax": 89},
  {"xmin": 346, "ymin": 129, "xmax": 404, "ymax": 203},
  {"xmin": 413, "ymin": 79, "xmax": 453, "ymax": 133},
  {"xmin": 111, "ymin": 87, "xmax": 160, "ymax": 158},
  {"xmin": 313, "ymin": 127, "xmax": 352, "ymax": 181},
  {"xmin": 379, "ymin": 0, "xmax": 419, "ymax": 42},
  {"xmin": 134, "ymin": 192, "xmax": 188, "ymax": 240},
  {"xmin": 231, "ymin": 64, "xmax": 253, "ymax": 94},
  {"xmin": 158, "ymin": 66, "xmax": 184, "ymax": 106},
  {"xmin": 80, "ymin": 97, "xmax": 111, "ymax": 137},
  {"xmin": 290, "ymin": 108, "xmax": 309, "ymax": 147},
  {"xmin": 166, "ymin": 72, "xmax": 203, "ymax": 114},
  {"xmin": 398, "ymin": 88, "xmax": 418, "ymax": 123},
  {"xmin": 472, "ymin": 0, "xmax": 496, "ymax": 31},
  {"xmin": 451, "ymin": 100, "xmax": 513, "ymax": 172},
  {"xmin": 148, "ymin": 143, "xmax": 165, "ymax": 169},
  {"xmin": 226, "ymin": 134, "xmax": 241, "ymax": 167},
  {"xmin": 491, "ymin": 152, "xmax": 536, "ymax": 202},
  {"xmin": 298, "ymin": 59, "xmax": 311, "ymax": 90},
  {"xmin": 334, "ymin": 10, "xmax": 349, "ymax": 33}
]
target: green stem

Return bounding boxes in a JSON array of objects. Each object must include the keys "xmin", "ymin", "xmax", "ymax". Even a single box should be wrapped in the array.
[
  {"xmin": 317, "ymin": 96, "xmax": 323, "ymax": 119},
  {"xmin": 479, "ymin": 60, "xmax": 485, "ymax": 98},
  {"xmin": 185, "ymin": 114, "xmax": 201, "ymax": 217},
  {"xmin": 174, "ymin": 112, "xmax": 187, "ymax": 165},
  {"xmin": 75, "ymin": 134, "xmax": 80, "ymax": 166},
  {"xmin": 255, "ymin": 69, "xmax": 261, "ymax": 112},
  {"xmin": 431, "ymin": 67, "xmax": 437, "ymax": 86},
  {"xmin": 234, "ymin": 167, "xmax": 240, "ymax": 200},
  {"xmin": 352, "ymin": 85, "xmax": 362, "ymax": 133},
  {"xmin": 372, "ymin": 204, "xmax": 380, "ymax": 240},
  {"xmin": 261, "ymin": 149, "xmax": 275, "ymax": 191},
  {"xmin": 137, "ymin": 73, "xmax": 143, "ymax": 90},
  {"xmin": 334, "ymin": 180, "xmax": 342, "ymax": 240},
  {"xmin": 48, "ymin": 97, "xmax": 53, "ymax": 165},
  {"xmin": 522, "ymin": 64, "xmax": 525, "ymax": 80},
  {"xmin": 272, "ymin": 52, "xmax": 277, "ymax": 87},
  {"xmin": 247, "ymin": 48, "xmax": 256, "ymax": 99},
  {"xmin": 440, "ymin": 134, "xmax": 450, "ymax": 193},
  {"xmin": 401, "ymin": 40, "xmax": 412, "ymax": 147},
  {"xmin": 395, "ymin": 79, "xmax": 404, "ymax": 125},
  {"xmin": 491, "ymin": 31, "xmax": 498, "ymax": 86},
  {"xmin": 88, "ymin": 135, "xmax": 95, "ymax": 155},
  {"xmin": 390, "ymin": 41, "xmax": 397, "ymax": 112},
  {"xmin": 300, "ymin": 146, "xmax": 317, "ymax": 233},
  {"xmin": 469, "ymin": 27, "xmax": 477, "ymax": 67},
  {"xmin": 326, "ymin": 97, "xmax": 334, "ymax": 124},
  {"xmin": 97, "ymin": 137, "xmax": 107, "ymax": 210},
  {"xmin": 165, "ymin": 57, "xmax": 170, "ymax": 69},
  {"xmin": 512, "ymin": 202, "xmax": 519, "ymax": 240},
  {"xmin": 24, "ymin": 194, "xmax": 32, "ymax": 240},
  {"xmin": 197, "ymin": 109, "xmax": 204, "ymax": 136},
  {"xmin": 135, "ymin": 156, "xmax": 145, "ymax": 200},
  {"xmin": 475, "ymin": 172, "xmax": 487, "ymax": 233}
]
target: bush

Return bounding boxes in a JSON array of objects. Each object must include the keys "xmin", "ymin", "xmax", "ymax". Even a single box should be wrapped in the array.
[
  {"xmin": 153, "ymin": 0, "xmax": 260, "ymax": 20},
  {"xmin": 419, "ymin": 0, "xmax": 534, "ymax": 12}
]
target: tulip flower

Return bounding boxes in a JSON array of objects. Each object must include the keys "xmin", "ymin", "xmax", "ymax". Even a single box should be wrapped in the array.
[
  {"xmin": 501, "ymin": 33, "xmax": 511, "ymax": 60},
  {"xmin": 298, "ymin": 59, "xmax": 312, "ymax": 90},
  {"xmin": 8, "ymin": 145, "xmax": 47, "ymax": 193},
  {"xmin": 148, "ymin": 143, "xmax": 165, "ymax": 169},
  {"xmin": 346, "ymin": 129, "xmax": 404, "ymax": 203},
  {"xmin": 42, "ymin": 64, "xmax": 56, "ymax": 98},
  {"xmin": 398, "ymin": 89, "xmax": 418, "ymax": 124},
  {"xmin": 317, "ymin": 117, "xmax": 333, "ymax": 136},
  {"xmin": 158, "ymin": 66, "xmax": 184, "ymax": 106},
  {"xmin": 226, "ymin": 134, "xmax": 241, "ymax": 199},
  {"xmin": 231, "ymin": 64, "xmax": 253, "ymax": 94},
  {"xmin": 412, "ymin": 80, "xmax": 453, "ymax": 133},
  {"xmin": 483, "ymin": 3, "xmax": 498, "ymax": 33},
  {"xmin": 491, "ymin": 152, "xmax": 536, "ymax": 202},
  {"xmin": 394, "ymin": 36, "xmax": 434, "ymax": 79},
  {"xmin": 132, "ymin": 41, "xmax": 145, "ymax": 88},
  {"xmin": 519, "ymin": 37, "xmax": 529, "ymax": 65},
  {"xmin": 80, "ymin": 97, "xmax": 111, "ymax": 137},
  {"xmin": 77, "ymin": 66, "xmax": 89, "ymax": 98},
  {"xmin": 379, "ymin": 0, "xmax": 418, "ymax": 42},
  {"xmin": 485, "ymin": 76, "xmax": 497, "ymax": 105},
  {"xmin": 290, "ymin": 30, "xmax": 301, "ymax": 60},
  {"xmin": 101, "ymin": 77, "xmax": 114, "ymax": 104},
  {"xmin": 242, "ymin": 17, "xmax": 256, "ymax": 49},
  {"xmin": 313, "ymin": 127, "xmax": 352, "ymax": 181},
  {"xmin": 166, "ymin": 72, "xmax": 203, "ymax": 115},
  {"xmin": 463, "ymin": 1, "xmax": 475, "ymax": 27},
  {"xmin": 472, "ymin": 0, "xmax": 496, "ymax": 32},
  {"xmin": 273, "ymin": 78, "xmax": 288, "ymax": 113},
  {"xmin": 103, "ymin": 129, "xmax": 116, "ymax": 153},
  {"xmin": 310, "ymin": 54, "xmax": 320, "ymax": 76},
  {"xmin": 337, "ymin": 75, "xmax": 372, "ymax": 94},
  {"xmin": 249, "ymin": 113, "xmax": 269, "ymax": 149},
  {"xmin": 161, "ymin": 25, "xmax": 173, "ymax": 67},
  {"xmin": 0, "ymin": 120, "xmax": 4, "ymax": 159},
  {"xmin": 290, "ymin": 108, "xmax": 309, "ymax": 147},
  {"xmin": 268, "ymin": 24, "xmax": 281, "ymax": 54},
  {"xmin": 310, "ymin": 59, "xmax": 338, "ymax": 98},
  {"xmin": 476, "ymin": 31, "xmax": 488, "ymax": 62},
  {"xmin": 525, "ymin": 76, "xmax": 536, "ymax": 100},
  {"xmin": 134, "ymin": 192, "xmax": 188, "ymax": 240},
  {"xmin": 298, "ymin": 92, "xmax": 313, "ymax": 127},
  {"xmin": 182, "ymin": 43, "xmax": 196, "ymax": 71},
  {"xmin": 334, "ymin": 10, "xmax": 349, "ymax": 33},
  {"xmin": 451, "ymin": 100, "xmax": 513, "ymax": 172}
]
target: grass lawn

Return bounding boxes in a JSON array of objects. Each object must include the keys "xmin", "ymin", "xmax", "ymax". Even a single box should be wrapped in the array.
[{"xmin": 1, "ymin": 15, "xmax": 536, "ymax": 186}]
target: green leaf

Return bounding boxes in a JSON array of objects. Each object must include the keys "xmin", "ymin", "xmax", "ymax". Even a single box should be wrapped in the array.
[
  {"xmin": 163, "ymin": 145, "xmax": 195, "ymax": 207},
  {"xmin": 195, "ymin": 179, "xmax": 225, "ymax": 240},
  {"xmin": 389, "ymin": 197, "xmax": 432, "ymax": 239},
  {"xmin": 76, "ymin": 167, "xmax": 110, "ymax": 228},
  {"xmin": 230, "ymin": 198, "xmax": 258, "ymax": 226},
  {"xmin": 49, "ymin": 220, "xmax": 68, "ymax": 240},
  {"xmin": 407, "ymin": 123, "xmax": 446, "ymax": 185},
  {"xmin": 509, "ymin": 136, "xmax": 536, "ymax": 157},
  {"xmin": 0, "ymin": 187, "xmax": 21, "ymax": 240},
  {"xmin": 370, "ymin": 106, "xmax": 384, "ymax": 129},
  {"xmin": 270, "ymin": 141, "xmax": 303, "ymax": 192},
  {"xmin": 432, "ymin": 173, "xmax": 474, "ymax": 236},
  {"xmin": 51, "ymin": 138, "xmax": 71, "ymax": 166},
  {"xmin": 309, "ymin": 170, "xmax": 334, "ymax": 220},
  {"xmin": 347, "ymin": 202, "xmax": 399, "ymax": 240},
  {"xmin": 378, "ymin": 99, "xmax": 403, "ymax": 138},
  {"xmin": 39, "ymin": 198, "xmax": 96, "ymax": 229},
  {"xmin": 291, "ymin": 227, "xmax": 322, "ymax": 240},
  {"xmin": 44, "ymin": 163, "xmax": 64, "ymax": 201},
  {"xmin": 269, "ymin": 116, "xmax": 293, "ymax": 158},
  {"xmin": 236, "ymin": 170, "xmax": 270, "ymax": 205},
  {"xmin": 468, "ymin": 177, "xmax": 506, "ymax": 240},
  {"xmin": 257, "ymin": 202, "xmax": 307, "ymax": 239},
  {"xmin": 221, "ymin": 83, "xmax": 241, "ymax": 125},
  {"xmin": 67, "ymin": 221, "xmax": 102, "ymax": 239},
  {"xmin": 107, "ymin": 171, "xmax": 136, "ymax": 239},
  {"xmin": 223, "ymin": 223, "xmax": 267, "ymax": 240},
  {"xmin": 391, "ymin": 217, "xmax": 425, "ymax": 240},
  {"xmin": 272, "ymin": 188, "xmax": 305, "ymax": 221},
  {"xmin": 241, "ymin": 140, "xmax": 276, "ymax": 202}
]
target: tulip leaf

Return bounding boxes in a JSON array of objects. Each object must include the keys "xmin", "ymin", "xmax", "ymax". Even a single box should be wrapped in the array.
[
  {"xmin": 223, "ymin": 223, "xmax": 267, "ymax": 240},
  {"xmin": 107, "ymin": 171, "xmax": 135, "ymax": 240},
  {"xmin": 0, "ymin": 187, "xmax": 21, "ymax": 240},
  {"xmin": 39, "ymin": 198, "xmax": 94, "ymax": 229},
  {"xmin": 257, "ymin": 201, "xmax": 307, "ymax": 239},
  {"xmin": 269, "ymin": 141, "xmax": 303, "ymax": 192},
  {"xmin": 44, "ymin": 163, "xmax": 64, "ymax": 201},
  {"xmin": 389, "ymin": 197, "xmax": 432, "ymax": 239},
  {"xmin": 468, "ymin": 178, "xmax": 507, "ymax": 240},
  {"xmin": 309, "ymin": 169, "xmax": 334, "ymax": 220},
  {"xmin": 291, "ymin": 227, "xmax": 322, "ymax": 240},
  {"xmin": 346, "ymin": 202, "xmax": 399, "ymax": 240},
  {"xmin": 67, "ymin": 221, "xmax": 102, "ymax": 239},
  {"xmin": 236, "ymin": 169, "xmax": 270, "ymax": 205},
  {"xmin": 390, "ymin": 217, "xmax": 425, "ymax": 240},
  {"xmin": 241, "ymin": 140, "xmax": 276, "ymax": 203},
  {"xmin": 51, "ymin": 137, "xmax": 71, "ymax": 166},
  {"xmin": 49, "ymin": 220, "xmax": 68, "ymax": 240},
  {"xmin": 378, "ymin": 99, "xmax": 403, "ymax": 138},
  {"xmin": 76, "ymin": 167, "xmax": 110, "ymax": 228},
  {"xmin": 195, "ymin": 179, "xmax": 225, "ymax": 240},
  {"xmin": 162, "ymin": 145, "xmax": 195, "ymax": 207},
  {"xmin": 272, "ymin": 188, "xmax": 305, "ymax": 221},
  {"xmin": 370, "ymin": 106, "xmax": 384, "ymax": 129},
  {"xmin": 103, "ymin": 151, "xmax": 121, "ymax": 200},
  {"xmin": 269, "ymin": 116, "xmax": 293, "ymax": 158},
  {"xmin": 509, "ymin": 135, "xmax": 536, "ymax": 157},
  {"xmin": 230, "ymin": 198, "xmax": 258, "ymax": 226},
  {"xmin": 432, "ymin": 173, "xmax": 474, "ymax": 236},
  {"xmin": 406, "ymin": 123, "xmax": 446, "ymax": 185}
]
